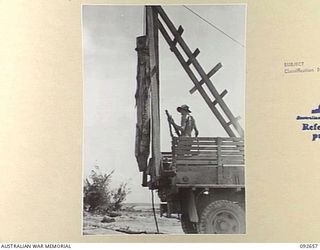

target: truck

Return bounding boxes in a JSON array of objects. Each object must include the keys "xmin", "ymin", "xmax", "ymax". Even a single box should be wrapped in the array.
[{"xmin": 135, "ymin": 6, "xmax": 245, "ymax": 234}]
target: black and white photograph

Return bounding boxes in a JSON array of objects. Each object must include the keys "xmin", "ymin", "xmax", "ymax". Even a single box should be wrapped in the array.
[{"xmin": 82, "ymin": 5, "xmax": 246, "ymax": 235}]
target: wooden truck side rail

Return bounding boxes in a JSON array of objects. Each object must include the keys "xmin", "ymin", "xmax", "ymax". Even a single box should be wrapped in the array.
[{"xmin": 161, "ymin": 137, "xmax": 245, "ymax": 187}]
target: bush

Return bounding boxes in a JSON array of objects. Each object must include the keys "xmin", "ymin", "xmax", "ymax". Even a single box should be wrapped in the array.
[
  {"xmin": 110, "ymin": 183, "xmax": 129, "ymax": 211},
  {"xmin": 83, "ymin": 166, "xmax": 130, "ymax": 213}
]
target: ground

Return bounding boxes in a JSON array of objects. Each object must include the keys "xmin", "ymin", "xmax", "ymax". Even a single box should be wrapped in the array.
[{"xmin": 83, "ymin": 203, "xmax": 184, "ymax": 235}]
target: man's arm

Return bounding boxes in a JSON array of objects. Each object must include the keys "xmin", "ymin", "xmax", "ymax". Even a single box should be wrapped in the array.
[
  {"xmin": 171, "ymin": 119, "xmax": 183, "ymax": 132},
  {"xmin": 167, "ymin": 114, "xmax": 183, "ymax": 136},
  {"xmin": 193, "ymin": 117, "xmax": 199, "ymax": 137}
]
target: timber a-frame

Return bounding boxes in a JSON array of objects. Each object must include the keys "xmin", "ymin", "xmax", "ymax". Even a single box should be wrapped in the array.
[{"xmin": 136, "ymin": 6, "xmax": 244, "ymax": 187}]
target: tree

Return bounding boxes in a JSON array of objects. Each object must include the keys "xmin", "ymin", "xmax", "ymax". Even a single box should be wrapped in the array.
[
  {"xmin": 83, "ymin": 166, "xmax": 130, "ymax": 213},
  {"xmin": 111, "ymin": 183, "xmax": 129, "ymax": 211}
]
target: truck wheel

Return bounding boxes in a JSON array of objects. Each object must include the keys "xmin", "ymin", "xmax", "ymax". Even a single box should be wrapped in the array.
[
  {"xmin": 198, "ymin": 200, "xmax": 245, "ymax": 234},
  {"xmin": 181, "ymin": 214, "xmax": 198, "ymax": 234}
]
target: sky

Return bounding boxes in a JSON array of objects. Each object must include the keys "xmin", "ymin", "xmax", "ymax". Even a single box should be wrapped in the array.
[{"xmin": 82, "ymin": 5, "xmax": 246, "ymax": 203}]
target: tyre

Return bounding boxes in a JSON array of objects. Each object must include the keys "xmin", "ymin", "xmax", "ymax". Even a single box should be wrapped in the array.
[
  {"xmin": 198, "ymin": 200, "xmax": 245, "ymax": 234},
  {"xmin": 180, "ymin": 214, "xmax": 198, "ymax": 234}
]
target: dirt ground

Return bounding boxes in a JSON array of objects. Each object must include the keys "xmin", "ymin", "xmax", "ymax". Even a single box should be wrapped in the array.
[{"xmin": 83, "ymin": 204, "xmax": 184, "ymax": 235}]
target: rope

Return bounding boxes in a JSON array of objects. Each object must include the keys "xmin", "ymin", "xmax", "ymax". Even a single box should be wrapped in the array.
[
  {"xmin": 182, "ymin": 5, "xmax": 245, "ymax": 48},
  {"xmin": 151, "ymin": 190, "xmax": 160, "ymax": 233}
]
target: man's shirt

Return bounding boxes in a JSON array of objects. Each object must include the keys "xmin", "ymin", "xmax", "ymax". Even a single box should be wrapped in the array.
[{"xmin": 180, "ymin": 114, "xmax": 197, "ymax": 137}]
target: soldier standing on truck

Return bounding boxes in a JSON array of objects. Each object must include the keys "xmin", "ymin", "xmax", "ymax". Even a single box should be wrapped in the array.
[{"xmin": 168, "ymin": 104, "xmax": 199, "ymax": 137}]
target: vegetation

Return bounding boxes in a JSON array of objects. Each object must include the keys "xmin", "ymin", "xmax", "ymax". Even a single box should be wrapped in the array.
[{"xmin": 83, "ymin": 166, "xmax": 130, "ymax": 214}]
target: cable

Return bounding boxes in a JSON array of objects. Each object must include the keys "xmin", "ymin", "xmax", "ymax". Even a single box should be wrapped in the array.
[
  {"xmin": 182, "ymin": 5, "xmax": 245, "ymax": 48},
  {"xmin": 151, "ymin": 189, "xmax": 160, "ymax": 233}
]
